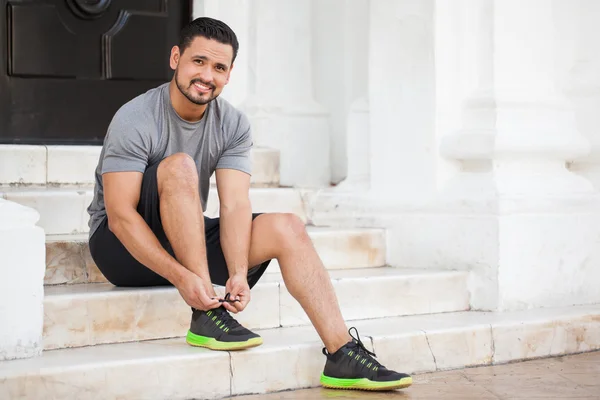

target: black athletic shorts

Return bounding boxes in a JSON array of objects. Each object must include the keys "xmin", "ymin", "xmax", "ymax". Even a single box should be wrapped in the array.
[{"xmin": 89, "ymin": 162, "xmax": 271, "ymax": 288}]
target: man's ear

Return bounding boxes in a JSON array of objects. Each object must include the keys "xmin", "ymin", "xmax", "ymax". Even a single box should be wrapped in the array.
[{"xmin": 169, "ymin": 46, "xmax": 180, "ymax": 70}]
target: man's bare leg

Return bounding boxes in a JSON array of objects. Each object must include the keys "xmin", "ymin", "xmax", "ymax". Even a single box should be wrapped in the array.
[
  {"xmin": 247, "ymin": 213, "xmax": 351, "ymax": 353},
  {"xmin": 156, "ymin": 153, "xmax": 216, "ymax": 297},
  {"xmin": 247, "ymin": 214, "xmax": 412, "ymax": 391}
]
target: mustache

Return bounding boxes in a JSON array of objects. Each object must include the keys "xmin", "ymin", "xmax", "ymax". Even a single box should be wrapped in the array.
[{"xmin": 190, "ymin": 79, "xmax": 215, "ymax": 90}]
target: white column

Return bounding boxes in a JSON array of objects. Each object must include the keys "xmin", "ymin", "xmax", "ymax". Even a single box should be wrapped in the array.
[
  {"xmin": 438, "ymin": 0, "xmax": 600, "ymax": 311},
  {"xmin": 310, "ymin": 0, "xmax": 370, "ymax": 191},
  {"xmin": 492, "ymin": 0, "xmax": 595, "ymax": 309},
  {"xmin": 368, "ymin": 0, "xmax": 436, "ymax": 200},
  {"xmin": 0, "ymin": 199, "xmax": 45, "ymax": 360},
  {"xmin": 442, "ymin": 0, "xmax": 591, "ymax": 197},
  {"xmin": 241, "ymin": 0, "xmax": 331, "ymax": 187},
  {"xmin": 310, "ymin": 0, "xmax": 437, "ymax": 226},
  {"xmin": 491, "ymin": 0, "xmax": 591, "ymax": 196},
  {"xmin": 436, "ymin": 0, "xmax": 500, "ymax": 310},
  {"xmin": 312, "ymin": 0, "xmax": 370, "ymax": 185}
]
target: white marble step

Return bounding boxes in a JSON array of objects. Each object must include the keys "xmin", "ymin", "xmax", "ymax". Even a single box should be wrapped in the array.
[
  {"xmin": 1, "ymin": 186, "xmax": 312, "ymax": 235},
  {"xmin": 42, "ymin": 268, "xmax": 470, "ymax": 350},
  {"xmin": 3, "ymin": 304, "xmax": 599, "ymax": 400},
  {"xmin": 44, "ymin": 227, "xmax": 387, "ymax": 285},
  {"xmin": 0, "ymin": 145, "xmax": 280, "ymax": 186}
]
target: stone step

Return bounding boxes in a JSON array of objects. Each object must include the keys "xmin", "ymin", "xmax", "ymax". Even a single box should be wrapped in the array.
[
  {"xmin": 1, "ymin": 186, "xmax": 311, "ymax": 235},
  {"xmin": 42, "ymin": 268, "xmax": 470, "ymax": 350},
  {"xmin": 44, "ymin": 227, "xmax": 387, "ymax": 285},
  {"xmin": 0, "ymin": 145, "xmax": 280, "ymax": 187},
  {"xmin": 3, "ymin": 304, "xmax": 599, "ymax": 399}
]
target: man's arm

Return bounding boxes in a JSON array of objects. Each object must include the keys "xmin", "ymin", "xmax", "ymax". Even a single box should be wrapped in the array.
[
  {"xmin": 104, "ymin": 171, "xmax": 218, "ymax": 310},
  {"xmin": 216, "ymin": 168, "xmax": 252, "ymax": 276},
  {"xmin": 104, "ymin": 171, "xmax": 190, "ymax": 285},
  {"xmin": 216, "ymin": 168, "xmax": 253, "ymax": 311}
]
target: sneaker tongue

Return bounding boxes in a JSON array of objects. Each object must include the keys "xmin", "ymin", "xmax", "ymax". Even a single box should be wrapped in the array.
[
  {"xmin": 347, "ymin": 341, "xmax": 383, "ymax": 368},
  {"xmin": 213, "ymin": 307, "xmax": 241, "ymax": 328}
]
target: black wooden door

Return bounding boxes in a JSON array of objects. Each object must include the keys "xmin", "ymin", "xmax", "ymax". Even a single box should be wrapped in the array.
[{"xmin": 0, "ymin": 0, "xmax": 191, "ymax": 144}]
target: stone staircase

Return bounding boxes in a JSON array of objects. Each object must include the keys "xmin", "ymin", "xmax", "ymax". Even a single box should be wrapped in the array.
[{"xmin": 1, "ymin": 145, "xmax": 599, "ymax": 400}]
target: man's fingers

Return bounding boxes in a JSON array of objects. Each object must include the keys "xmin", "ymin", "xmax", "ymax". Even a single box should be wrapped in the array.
[
  {"xmin": 221, "ymin": 279, "xmax": 249, "ymax": 312},
  {"xmin": 201, "ymin": 301, "xmax": 220, "ymax": 311},
  {"xmin": 203, "ymin": 294, "xmax": 220, "ymax": 305},
  {"xmin": 199, "ymin": 292, "xmax": 221, "ymax": 310},
  {"xmin": 235, "ymin": 293, "xmax": 249, "ymax": 311},
  {"xmin": 223, "ymin": 301, "xmax": 238, "ymax": 313},
  {"xmin": 233, "ymin": 300, "xmax": 245, "ymax": 312}
]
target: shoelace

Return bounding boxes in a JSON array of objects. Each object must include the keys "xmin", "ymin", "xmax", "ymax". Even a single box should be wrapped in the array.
[
  {"xmin": 219, "ymin": 293, "xmax": 240, "ymax": 304},
  {"xmin": 208, "ymin": 306, "xmax": 242, "ymax": 331},
  {"xmin": 322, "ymin": 327, "xmax": 384, "ymax": 369},
  {"xmin": 347, "ymin": 327, "xmax": 383, "ymax": 369}
]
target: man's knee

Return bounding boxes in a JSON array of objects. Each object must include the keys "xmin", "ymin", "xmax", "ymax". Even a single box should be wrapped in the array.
[
  {"xmin": 270, "ymin": 213, "xmax": 308, "ymax": 244},
  {"xmin": 157, "ymin": 153, "xmax": 198, "ymax": 194}
]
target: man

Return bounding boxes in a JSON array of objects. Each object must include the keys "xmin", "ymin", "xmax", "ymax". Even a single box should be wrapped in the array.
[{"xmin": 87, "ymin": 17, "xmax": 411, "ymax": 391}]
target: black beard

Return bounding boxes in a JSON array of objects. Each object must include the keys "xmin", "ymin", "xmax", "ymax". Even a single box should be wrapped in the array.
[{"xmin": 174, "ymin": 70, "xmax": 217, "ymax": 105}]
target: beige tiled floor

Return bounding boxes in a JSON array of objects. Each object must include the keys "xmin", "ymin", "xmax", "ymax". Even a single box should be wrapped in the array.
[{"xmin": 228, "ymin": 351, "xmax": 600, "ymax": 399}]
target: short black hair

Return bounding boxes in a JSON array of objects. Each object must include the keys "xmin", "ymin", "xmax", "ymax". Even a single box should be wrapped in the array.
[{"xmin": 178, "ymin": 17, "xmax": 239, "ymax": 63}]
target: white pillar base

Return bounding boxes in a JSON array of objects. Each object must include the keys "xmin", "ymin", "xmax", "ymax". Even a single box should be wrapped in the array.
[
  {"xmin": 496, "ymin": 206, "xmax": 600, "ymax": 311},
  {"xmin": 244, "ymin": 100, "xmax": 330, "ymax": 187},
  {"xmin": 378, "ymin": 193, "xmax": 600, "ymax": 311},
  {"xmin": 0, "ymin": 199, "xmax": 45, "ymax": 361},
  {"xmin": 310, "ymin": 186, "xmax": 600, "ymax": 312}
]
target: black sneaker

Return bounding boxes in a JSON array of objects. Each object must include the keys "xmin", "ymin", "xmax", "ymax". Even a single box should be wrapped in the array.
[
  {"xmin": 186, "ymin": 306, "xmax": 263, "ymax": 351},
  {"xmin": 320, "ymin": 327, "xmax": 412, "ymax": 391}
]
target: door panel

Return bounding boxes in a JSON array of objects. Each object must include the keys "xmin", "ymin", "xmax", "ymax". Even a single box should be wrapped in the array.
[
  {"xmin": 0, "ymin": 0, "xmax": 191, "ymax": 144},
  {"xmin": 104, "ymin": 12, "xmax": 168, "ymax": 80},
  {"xmin": 8, "ymin": 3, "xmax": 78, "ymax": 77}
]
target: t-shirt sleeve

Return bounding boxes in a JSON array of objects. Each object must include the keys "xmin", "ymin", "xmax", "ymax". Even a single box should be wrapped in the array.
[
  {"xmin": 101, "ymin": 111, "xmax": 152, "ymax": 175},
  {"xmin": 216, "ymin": 113, "xmax": 253, "ymax": 175}
]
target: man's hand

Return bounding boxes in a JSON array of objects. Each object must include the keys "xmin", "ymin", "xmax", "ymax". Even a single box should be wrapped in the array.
[
  {"xmin": 223, "ymin": 273, "xmax": 251, "ymax": 313},
  {"xmin": 175, "ymin": 271, "xmax": 221, "ymax": 311}
]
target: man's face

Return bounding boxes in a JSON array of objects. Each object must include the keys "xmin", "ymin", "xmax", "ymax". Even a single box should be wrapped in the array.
[{"xmin": 171, "ymin": 36, "xmax": 234, "ymax": 106}]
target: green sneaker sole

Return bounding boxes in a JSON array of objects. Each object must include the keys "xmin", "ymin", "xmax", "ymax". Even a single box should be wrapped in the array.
[
  {"xmin": 186, "ymin": 330, "xmax": 263, "ymax": 351},
  {"xmin": 320, "ymin": 374, "xmax": 413, "ymax": 391}
]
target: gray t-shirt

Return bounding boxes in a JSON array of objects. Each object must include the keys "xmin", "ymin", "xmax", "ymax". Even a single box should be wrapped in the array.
[{"xmin": 87, "ymin": 82, "xmax": 253, "ymax": 238}]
